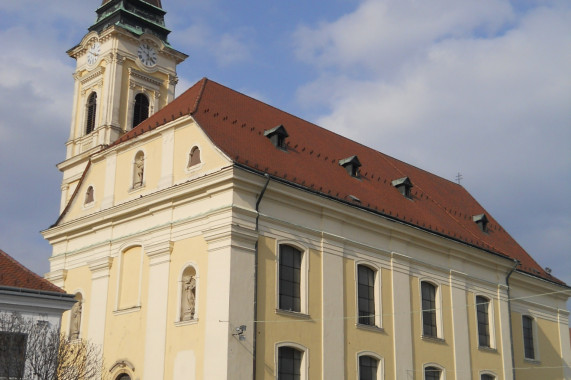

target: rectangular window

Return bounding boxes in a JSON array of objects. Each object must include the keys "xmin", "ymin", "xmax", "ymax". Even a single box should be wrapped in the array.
[
  {"xmin": 359, "ymin": 355, "xmax": 379, "ymax": 380},
  {"xmin": 476, "ymin": 296, "xmax": 490, "ymax": 347},
  {"xmin": 522, "ymin": 315, "xmax": 535, "ymax": 359},
  {"xmin": 358, "ymin": 265, "xmax": 376, "ymax": 326},
  {"xmin": 0, "ymin": 332, "xmax": 28, "ymax": 379},
  {"xmin": 421, "ymin": 282, "xmax": 437, "ymax": 337},
  {"xmin": 279, "ymin": 245, "xmax": 302, "ymax": 312},
  {"xmin": 278, "ymin": 346, "xmax": 302, "ymax": 380}
]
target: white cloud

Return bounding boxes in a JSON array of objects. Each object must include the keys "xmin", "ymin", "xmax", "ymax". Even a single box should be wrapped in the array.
[
  {"xmin": 172, "ymin": 23, "xmax": 255, "ymax": 67},
  {"xmin": 293, "ymin": 1, "xmax": 571, "ymax": 284}
]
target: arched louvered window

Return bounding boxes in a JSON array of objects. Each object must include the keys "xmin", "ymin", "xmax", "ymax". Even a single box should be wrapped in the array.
[
  {"xmin": 132, "ymin": 93, "xmax": 150, "ymax": 128},
  {"xmin": 85, "ymin": 92, "xmax": 97, "ymax": 134}
]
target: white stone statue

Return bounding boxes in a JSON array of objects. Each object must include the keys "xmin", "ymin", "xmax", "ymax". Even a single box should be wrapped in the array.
[
  {"xmin": 70, "ymin": 301, "xmax": 82, "ymax": 340},
  {"xmin": 181, "ymin": 275, "xmax": 196, "ymax": 320}
]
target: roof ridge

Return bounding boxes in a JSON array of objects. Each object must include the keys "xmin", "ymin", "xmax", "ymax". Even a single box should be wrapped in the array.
[{"xmin": 190, "ymin": 77, "xmax": 208, "ymax": 116}]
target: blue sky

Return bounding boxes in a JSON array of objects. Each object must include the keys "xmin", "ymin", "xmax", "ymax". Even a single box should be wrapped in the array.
[{"xmin": 0, "ymin": 0, "xmax": 569, "ymax": 308}]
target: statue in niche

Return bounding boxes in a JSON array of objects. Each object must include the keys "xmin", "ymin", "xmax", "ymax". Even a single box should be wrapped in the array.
[
  {"xmin": 181, "ymin": 275, "xmax": 196, "ymax": 321},
  {"xmin": 134, "ymin": 154, "xmax": 144, "ymax": 187},
  {"xmin": 69, "ymin": 301, "xmax": 82, "ymax": 340}
]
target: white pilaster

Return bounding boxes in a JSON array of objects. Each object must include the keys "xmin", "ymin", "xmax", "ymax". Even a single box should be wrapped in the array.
[
  {"xmin": 558, "ymin": 309, "xmax": 571, "ymax": 379},
  {"xmin": 143, "ymin": 241, "xmax": 173, "ymax": 380},
  {"xmin": 391, "ymin": 252, "xmax": 414, "ymax": 380},
  {"xmin": 449, "ymin": 271, "xmax": 472, "ymax": 379},
  {"xmin": 321, "ymin": 236, "xmax": 345, "ymax": 380},
  {"xmin": 203, "ymin": 224, "xmax": 257, "ymax": 380},
  {"xmin": 497, "ymin": 284, "xmax": 514, "ymax": 380},
  {"xmin": 158, "ymin": 128, "xmax": 175, "ymax": 189},
  {"xmin": 87, "ymin": 256, "xmax": 113, "ymax": 347},
  {"xmin": 45, "ymin": 269, "xmax": 68, "ymax": 289},
  {"xmin": 101, "ymin": 151, "xmax": 117, "ymax": 209}
]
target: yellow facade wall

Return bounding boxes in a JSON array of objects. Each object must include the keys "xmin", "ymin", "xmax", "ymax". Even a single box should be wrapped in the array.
[
  {"xmin": 60, "ymin": 265, "xmax": 93, "ymax": 340},
  {"xmin": 256, "ymin": 236, "xmax": 322, "ymax": 379},
  {"xmin": 172, "ymin": 120, "xmax": 231, "ymax": 184},
  {"xmin": 512, "ymin": 312, "xmax": 565, "ymax": 380},
  {"xmin": 162, "ymin": 236, "xmax": 210, "ymax": 380},
  {"xmin": 102, "ymin": 245, "xmax": 150, "ymax": 377},
  {"xmin": 344, "ymin": 261, "xmax": 395, "ymax": 379},
  {"xmin": 410, "ymin": 277, "xmax": 456, "ymax": 379},
  {"xmin": 114, "ymin": 135, "xmax": 162, "ymax": 201},
  {"xmin": 466, "ymin": 291, "xmax": 503, "ymax": 379}
]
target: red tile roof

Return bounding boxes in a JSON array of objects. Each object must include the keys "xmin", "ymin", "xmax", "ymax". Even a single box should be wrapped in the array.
[
  {"xmin": 110, "ymin": 78, "xmax": 565, "ymax": 286},
  {"xmin": 0, "ymin": 249, "xmax": 65, "ymax": 293}
]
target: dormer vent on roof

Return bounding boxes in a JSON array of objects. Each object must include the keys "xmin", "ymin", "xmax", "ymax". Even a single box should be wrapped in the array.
[
  {"xmin": 472, "ymin": 213, "xmax": 489, "ymax": 232},
  {"xmin": 391, "ymin": 177, "xmax": 413, "ymax": 198},
  {"xmin": 339, "ymin": 156, "xmax": 361, "ymax": 178},
  {"xmin": 264, "ymin": 125, "xmax": 289, "ymax": 150}
]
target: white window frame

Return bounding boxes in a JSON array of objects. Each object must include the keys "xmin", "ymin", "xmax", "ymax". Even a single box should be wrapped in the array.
[
  {"xmin": 356, "ymin": 351, "xmax": 384, "ymax": 380},
  {"xmin": 275, "ymin": 342, "xmax": 308, "ymax": 380},
  {"xmin": 275, "ymin": 242, "xmax": 309, "ymax": 315},
  {"xmin": 474, "ymin": 294, "xmax": 496, "ymax": 349},
  {"xmin": 355, "ymin": 262, "xmax": 382, "ymax": 329},
  {"xmin": 423, "ymin": 363, "xmax": 445, "ymax": 380},
  {"xmin": 419, "ymin": 279, "xmax": 444, "ymax": 340}
]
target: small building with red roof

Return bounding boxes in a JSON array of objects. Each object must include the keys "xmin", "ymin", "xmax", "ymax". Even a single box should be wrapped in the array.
[{"xmin": 0, "ymin": 248, "xmax": 75, "ymax": 320}]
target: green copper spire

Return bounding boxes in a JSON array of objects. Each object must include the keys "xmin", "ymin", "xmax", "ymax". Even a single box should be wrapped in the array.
[{"xmin": 90, "ymin": 0, "xmax": 170, "ymax": 43}]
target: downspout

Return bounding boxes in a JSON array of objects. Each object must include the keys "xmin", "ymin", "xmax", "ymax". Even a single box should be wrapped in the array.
[
  {"xmin": 506, "ymin": 259, "xmax": 519, "ymax": 380},
  {"xmin": 253, "ymin": 173, "xmax": 270, "ymax": 380}
]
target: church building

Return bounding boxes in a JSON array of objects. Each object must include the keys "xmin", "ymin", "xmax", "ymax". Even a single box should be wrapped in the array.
[{"xmin": 42, "ymin": 1, "xmax": 571, "ymax": 379}]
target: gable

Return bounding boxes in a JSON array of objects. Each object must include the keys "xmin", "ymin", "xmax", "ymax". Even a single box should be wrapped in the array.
[{"xmin": 57, "ymin": 116, "xmax": 231, "ymax": 224}]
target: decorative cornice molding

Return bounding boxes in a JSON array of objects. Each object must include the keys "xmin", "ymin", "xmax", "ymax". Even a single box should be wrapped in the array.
[
  {"xmin": 129, "ymin": 67, "xmax": 163, "ymax": 88},
  {"xmin": 87, "ymin": 257, "xmax": 113, "ymax": 279},
  {"xmin": 80, "ymin": 67, "xmax": 105, "ymax": 86},
  {"xmin": 145, "ymin": 241, "xmax": 173, "ymax": 266}
]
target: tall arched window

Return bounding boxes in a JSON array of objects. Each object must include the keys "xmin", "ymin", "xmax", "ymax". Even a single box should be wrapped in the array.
[
  {"xmin": 85, "ymin": 92, "xmax": 97, "ymax": 134},
  {"xmin": 476, "ymin": 296, "xmax": 491, "ymax": 348},
  {"xmin": 132, "ymin": 93, "xmax": 149, "ymax": 128},
  {"xmin": 277, "ymin": 345, "xmax": 305, "ymax": 380}
]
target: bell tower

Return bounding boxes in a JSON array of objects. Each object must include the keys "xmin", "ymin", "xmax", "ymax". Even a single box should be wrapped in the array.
[{"xmin": 58, "ymin": 0, "xmax": 187, "ymax": 211}]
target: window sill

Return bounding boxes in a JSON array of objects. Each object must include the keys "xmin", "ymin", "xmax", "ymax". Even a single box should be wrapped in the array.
[
  {"xmin": 524, "ymin": 358, "xmax": 541, "ymax": 364},
  {"xmin": 113, "ymin": 306, "xmax": 141, "ymax": 316},
  {"xmin": 421, "ymin": 335, "xmax": 445, "ymax": 344},
  {"xmin": 129, "ymin": 183, "xmax": 146, "ymax": 193},
  {"xmin": 82, "ymin": 201, "xmax": 95, "ymax": 210},
  {"xmin": 478, "ymin": 346, "xmax": 497, "ymax": 353},
  {"xmin": 175, "ymin": 319, "xmax": 199, "ymax": 327},
  {"xmin": 356, "ymin": 323, "xmax": 384, "ymax": 333},
  {"xmin": 275, "ymin": 309, "xmax": 310, "ymax": 319}
]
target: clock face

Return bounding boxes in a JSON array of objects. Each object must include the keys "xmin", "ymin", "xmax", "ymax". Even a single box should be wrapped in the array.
[
  {"xmin": 138, "ymin": 43, "xmax": 157, "ymax": 67},
  {"xmin": 87, "ymin": 42, "xmax": 100, "ymax": 65}
]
